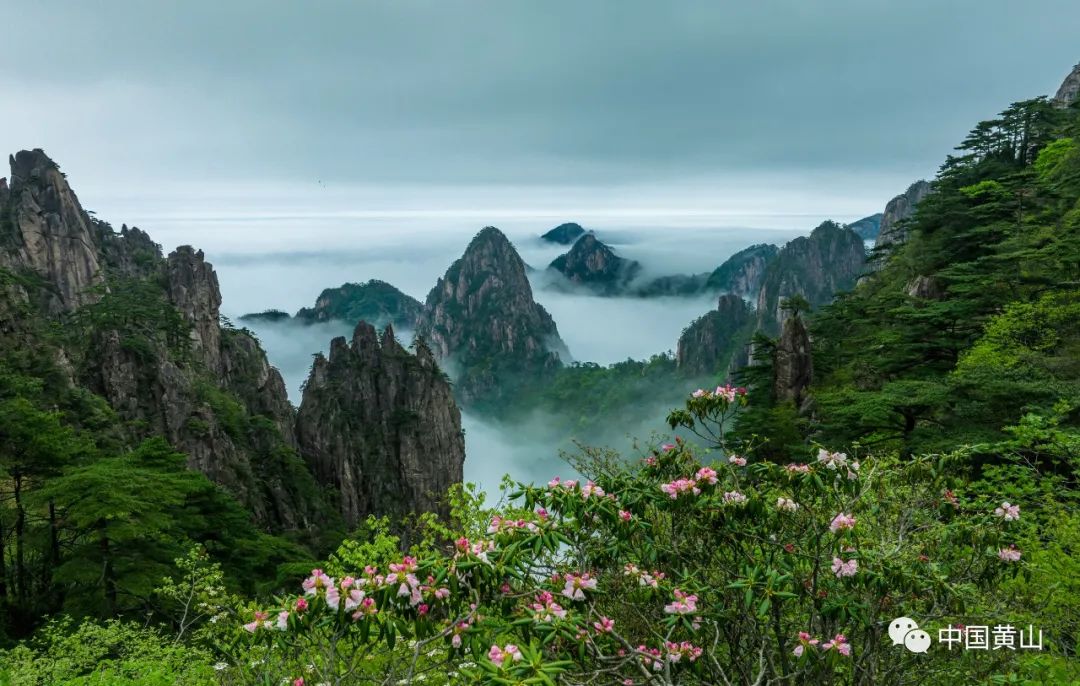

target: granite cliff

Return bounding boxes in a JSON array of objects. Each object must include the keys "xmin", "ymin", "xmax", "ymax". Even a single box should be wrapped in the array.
[
  {"xmin": 547, "ymin": 233, "xmax": 642, "ymax": 295},
  {"xmin": 676, "ymin": 294, "xmax": 754, "ymax": 377},
  {"xmin": 417, "ymin": 226, "xmax": 568, "ymax": 408},
  {"xmin": 295, "ymin": 323, "xmax": 464, "ymax": 527}
]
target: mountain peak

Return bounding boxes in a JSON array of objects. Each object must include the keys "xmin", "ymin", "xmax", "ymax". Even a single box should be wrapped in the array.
[
  {"xmin": 1053, "ymin": 62, "xmax": 1080, "ymax": 107},
  {"xmin": 418, "ymin": 226, "xmax": 567, "ymax": 408},
  {"xmin": 541, "ymin": 222, "xmax": 586, "ymax": 244},
  {"xmin": 548, "ymin": 232, "xmax": 641, "ymax": 294}
]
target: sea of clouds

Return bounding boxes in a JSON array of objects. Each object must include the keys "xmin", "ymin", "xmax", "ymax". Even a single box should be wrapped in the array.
[{"xmin": 84, "ymin": 184, "xmax": 880, "ymax": 492}]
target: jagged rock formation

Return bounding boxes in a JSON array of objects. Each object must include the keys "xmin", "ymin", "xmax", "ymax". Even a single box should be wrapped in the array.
[
  {"xmin": 773, "ymin": 313, "xmax": 813, "ymax": 406},
  {"xmin": 417, "ymin": 226, "xmax": 567, "ymax": 407},
  {"xmin": 756, "ymin": 221, "xmax": 866, "ymax": 330},
  {"xmin": 0, "ymin": 149, "xmax": 329, "ymax": 533},
  {"xmin": 0, "ymin": 149, "xmax": 103, "ymax": 313},
  {"xmin": 874, "ymin": 180, "xmax": 932, "ymax": 254},
  {"xmin": 296, "ymin": 323, "xmax": 464, "ymax": 527},
  {"xmin": 676, "ymin": 294, "xmax": 753, "ymax": 376},
  {"xmin": 541, "ymin": 222, "xmax": 586, "ymax": 244},
  {"xmin": 846, "ymin": 213, "xmax": 884, "ymax": 241},
  {"xmin": 168, "ymin": 246, "xmax": 223, "ymax": 373},
  {"xmin": 703, "ymin": 244, "xmax": 779, "ymax": 299},
  {"xmin": 1054, "ymin": 63, "xmax": 1080, "ymax": 107},
  {"xmin": 547, "ymin": 233, "xmax": 642, "ymax": 295},
  {"xmin": 292, "ymin": 279, "xmax": 423, "ymax": 329}
]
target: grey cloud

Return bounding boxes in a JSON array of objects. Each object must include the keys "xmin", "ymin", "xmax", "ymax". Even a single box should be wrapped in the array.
[{"xmin": 2, "ymin": 1, "xmax": 1078, "ymax": 189}]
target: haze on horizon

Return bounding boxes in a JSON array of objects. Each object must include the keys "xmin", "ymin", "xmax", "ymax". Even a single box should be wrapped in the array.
[{"xmin": 1, "ymin": 0, "xmax": 1078, "ymax": 223}]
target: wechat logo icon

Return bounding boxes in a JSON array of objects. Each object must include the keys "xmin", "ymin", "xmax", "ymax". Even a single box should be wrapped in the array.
[{"xmin": 890, "ymin": 617, "xmax": 931, "ymax": 653}]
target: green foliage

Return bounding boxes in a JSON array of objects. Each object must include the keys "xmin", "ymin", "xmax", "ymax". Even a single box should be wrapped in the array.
[{"xmin": 0, "ymin": 617, "xmax": 214, "ymax": 685}]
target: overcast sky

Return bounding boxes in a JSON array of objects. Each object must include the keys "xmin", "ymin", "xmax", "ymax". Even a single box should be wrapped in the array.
[{"xmin": 1, "ymin": 1, "xmax": 1077, "ymax": 214}]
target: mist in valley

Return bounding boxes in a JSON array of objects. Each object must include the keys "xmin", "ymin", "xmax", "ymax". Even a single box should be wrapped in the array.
[{"xmin": 174, "ymin": 209, "xmax": 839, "ymax": 493}]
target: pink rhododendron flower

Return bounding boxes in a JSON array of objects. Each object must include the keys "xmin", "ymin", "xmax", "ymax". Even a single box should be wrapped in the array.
[
  {"xmin": 786, "ymin": 463, "xmax": 811, "ymax": 474},
  {"xmin": 637, "ymin": 645, "xmax": 664, "ymax": 671},
  {"xmin": 581, "ymin": 480, "xmax": 605, "ymax": 498},
  {"xmin": 275, "ymin": 610, "xmax": 289, "ymax": 630},
  {"xmin": 793, "ymin": 631, "xmax": 820, "ymax": 656},
  {"xmin": 817, "ymin": 448, "xmax": 849, "ymax": 470},
  {"xmin": 692, "ymin": 388, "xmax": 707, "ymax": 398},
  {"xmin": 343, "ymin": 589, "xmax": 366, "ymax": 611},
  {"xmin": 434, "ymin": 587, "xmax": 450, "ymax": 600},
  {"xmin": 831, "ymin": 557, "xmax": 858, "ymax": 578},
  {"xmin": 994, "ymin": 502, "xmax": 1020, "ymax": 521},
  {"xmin": 696, "ymin": 466, "xmax": 719, "ymax": 484},
  {"xmin": 728, "ymin": 455, "xmax": 747, "ymax": 466},
  {"xmin": 294, "ymin": 597, "xmax": 308, "ymax": 612},
  {"xmin": 777, "ymin": 497, "xmax": 799, "ymax": 512},
  {"xmin": 488, "ymin": 644, "xmax": 522, "ymax": 668},
  {"xmin": 593, "ymin": 616, "xmax": 615, "ymax": 633},
  {"xmin": 665, "ymin": 640, "xmax": 703, "ymax": 663},
  {"xmin": 829, "ymin": 513, "xmax": 857, "ymax": 533},
  {"xmin": 723, "ymin": 490, "xmax": 748, "ymax": 505},
  {"xmin": 660, "ymin": 478, "xmax": 701, "ymax": 498},
  {"xmin": 243, "ymin": 610, "xmax": 270, "ymax": 633},
  {"xmin": 619, "ymin": 510, "xmax": 632, "ymax": 522},
  {"xmin": 547, "ymin": 476, "xmax": 562, "ymax": 488},
  {"xmin": 350, "ymin": 596, "xmax": 377, "ymax": 620},
  {"xmin": 562, "ymin": 572, "xmax": 598, "ymax": 600},
  {"xmin": 998, "ymin": 545, "xmax": 1022, "ymax": 562},
  {"xmin": 302, "ymin": 569, "xmax": 334, "ymax": 596},
  {"xmin": 293, "ymin": 679, "xmax": 304, "ymax": 686},
  {"xmin": 529, "ymin": 591, "xmax": 568, "ymax": 622},
  {"xmin": 664, "ymin": 589, "xmax": 698, "ymax": 614},
  {"xmin": 822, "ymin": 633, "xmax": 851, "ymax": 656}
]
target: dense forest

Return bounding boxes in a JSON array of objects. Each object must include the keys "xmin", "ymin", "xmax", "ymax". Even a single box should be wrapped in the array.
[{"xmin": 2, "ymin": 78, "xmax": 1080, "ymax": 684}]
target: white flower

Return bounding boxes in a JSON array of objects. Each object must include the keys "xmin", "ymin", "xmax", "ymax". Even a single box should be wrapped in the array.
[{"xmin": 213, "ymin": 662, "xmax": 229, "ymax": 671}]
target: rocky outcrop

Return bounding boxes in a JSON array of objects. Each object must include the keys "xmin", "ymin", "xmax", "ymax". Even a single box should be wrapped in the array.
[
  {"xmin": 1054, "ymin": 63, "xmax": 1080, "ymax": 107},
  {"xmin": 874, "ymin": 180, "xmax": 932, "ymax": 254},
  {"xmin": 293, "ymin": 279, "xmax": 422, "ymax": 329},
  {"xmin": 547, "ymin": 233, "xmax": 642, "ymax": 295},
  {"xmin": 0, "ymin": 149, "xmax": 102, "ymax": 312},
  {"xmin": 773, "ymin": 313, "xmax": 812, "ymax": 405},
  {"xmin": 846, "ymin": 213, "xmax": 884, "ymax": 241},
  {"xmin": 96, "ymin": 223, "xmax": 164, "ymax": 280},
  {"xmin": 703, "ymin": 244, "xmax": 778, "ymax": 299},
  {"xmin": 676, "ymin": 294, "xmax": 753, "ymax": 376},
  {"xmin": 296, "ymin": 322, "xmax": 465, "ymax": 526},
  {"xmin": 418, "ymin": 226, "xmax": 568, "ymax": 407},
  {"xmin": 756, "ymin": 222, "xmax": 866, "ymax": 330},
  {"xmin": 168, "ymin": 246, "xmax": 222, "ymax": 373},
  {"xmin": 541, "ymin": 222, "xmax": 586, "ymax": 244},
  {"xmin": 905, "ymin": 275, "xmax": 945, "ymax": 300}
]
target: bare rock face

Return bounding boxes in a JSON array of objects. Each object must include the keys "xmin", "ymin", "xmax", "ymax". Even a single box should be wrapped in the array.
[
  {"xmin": 167, "ymin": 246, "xmax": 222, "ymax": 373},
  {"xmin": 676, "ymin": 294, "xmax": 753, "ymax": 376},
  {"xmin": 906, "ymin": 275, "xmax": 945, "ymax": 300},
  {"xmin": 1, "ymin": 149, "xmax": 102, "ymax": 312},
  {"xmin": 874, "ymin": 180, "xmax": 932, "ymax": 254},
  {"xmin": 703, "ymin": 243, "xmax": 778, "ymax": 299},
  {"xmin": 756, "ymin": 222, "xmax": 866, "ymax": 330},
  {"xmin": 547, "ymin": 233, "xmax": 642, "ymax": 294},
  {"xmin": 296, "ymin": 322, "xmax": 465, "ymax": 527},
  {"xmin": 1054, "ymin": 63, "xmax": 1080, "ymax": 107},
  {"xmin": 773, "ymin": 314, "xmax": 813, "ymax": 405},
  {"xmin": 417, "ymin": 227, "xmax": 568, "ymax": 407}
]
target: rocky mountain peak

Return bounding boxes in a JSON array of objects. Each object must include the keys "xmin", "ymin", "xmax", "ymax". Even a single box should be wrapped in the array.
[
  {"xmin": 541, "ymin": 222, "xmax": 586, "ymax": 244},
  {"xmin": 773, "ymin": 313, "xmax": 813, "ymax": 406},
  {"xmin": 756, "ymin": 221, "xmax": 866, "ymax": 330},
  {"xmin": 417, "ymin": 226, "xmax": 567, "ymax": 408},
  {"xmin": 296, "ymin": 320, "xmax": 465, "ymax": 527},
  {"xmin": 167, "ymin": 246, "xmax": 223, "ymax": 373},
  {"xmin": 548, "ymin": 232, "xmax": 642, "ymax": 294},
  {"xmin": 1, "ymin": 148, "xmax": 103, "ymax": 312},
  {"xmin": 703, "ymin": 243, "xmax": 778, "ymax": 299},
  {"xmin": 292, "ymin": 279, "xmax": 422, "ymax": 329},
  {"xmin": 1054, "ymin": 62, "xmax": 1080, "ymax": 107},
  {"xmin": 676, "ymin": 293, "xmax": 754, "ymax": 377},
  {"xmin": 874, "ymin": 180, "xmax": 932, "ymax": 254}
]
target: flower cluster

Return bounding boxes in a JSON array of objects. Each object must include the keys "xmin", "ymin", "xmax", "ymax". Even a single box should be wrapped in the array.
[
  {"xmin": 776, "ymin": 497, "xmax": 800, "ymax": 512},
  {"xmin": 488, "ymin": 644, "xmax": 522, "ymax": 668},
  {"xmin": 624, "ymin": 563, "xmax": 666, "ymax": 588},
  {"xmin": 722, "ymin": 490, "xmax": 748, "ymax": 505},
  {"xmin": 664, "ymin": 640, "xmax": 704, "ymax": 663},
  {"xmin": 831, "ymin": 556, "xmax": 858, "ymax": 578},
  {"xmin": 562, "ymin": 572, "xmax": 598, "ymax": 601},
  {"xmin": 829, "ymin": 513, "xmax": 857, "ymax": 533},
  {"xmin": 660, "ymin": 477, "xmax": 701, "ymax": 499},
  {"xmin": 994, "ymin": 502, "xmax": 1020, "ymax": 521},
  {"xmin": 527, "ymin": 591, "xmax": 568, "ymax": 622},
  {"xmin": 998, "ymin": 545, "xmax": 1022, "ymax": 562},
  {"xmin": 691, "ymin": 384, "xmax": 747, "ymax": 402},
  {"xmin": 663, "ymin": 588, "xmax": 699, "ymax": 615}
]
